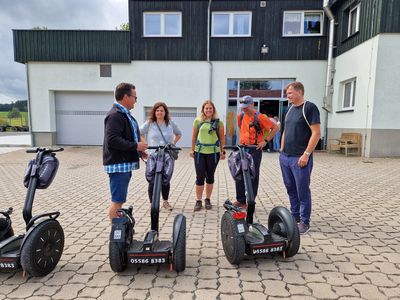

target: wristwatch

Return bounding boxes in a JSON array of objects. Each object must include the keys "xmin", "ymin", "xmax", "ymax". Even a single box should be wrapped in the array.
[{"xmin": 304, "ymin": 151, "xmax": 311, "ymax": 157}]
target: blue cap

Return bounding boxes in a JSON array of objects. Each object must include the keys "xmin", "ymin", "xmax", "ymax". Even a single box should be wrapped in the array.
[{"xmin": 240, "ymin": 95, "xmax": 254, "ymax": 108}]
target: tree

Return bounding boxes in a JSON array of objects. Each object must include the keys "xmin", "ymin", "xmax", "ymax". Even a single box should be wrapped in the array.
[
  {"xmin": 8, "ymin": 107, "xmax": 21, "ymax": 119},
  {"xmin": 116, "ymin": 23, "xmax": 129, "ymax": 31},
  {"xmin": 14, "ymin": 100, "xmax": 28, "ymax": 112}
]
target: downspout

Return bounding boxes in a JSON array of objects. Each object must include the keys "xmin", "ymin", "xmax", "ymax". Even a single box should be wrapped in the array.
[
  {"xmin": 322, "ymin": 0, "xmax": 335, "ymax": 149},
  {"xmin": 207, "ymin": 0, "xmax": 213, "ymax": 100},
  {"xmin": 363, "ymin": 0, "xmax": 376, "ymax": 158},
  {"xmin": 25, "ymin": 64, "xmax": 34, "ymax": 146}
]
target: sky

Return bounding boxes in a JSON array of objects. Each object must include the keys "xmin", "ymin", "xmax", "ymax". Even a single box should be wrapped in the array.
[{"xmin": 0, "ymin": 0, "xmax": 128, "ymax": 102}]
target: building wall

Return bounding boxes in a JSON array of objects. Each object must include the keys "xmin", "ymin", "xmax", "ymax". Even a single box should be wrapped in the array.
[
  {"xmin": 27, "ymin": 60, "xmax": 327, "ymax": 144},
  {"xmin": 369, "ymin": 34, "xmax": 400, "ymax": 157},
  {"xmin": 328, "ymin": 34, "xmax": 400, "ymax": 157},
  {"xmin": 328, "ymin": 36, "xmax": 378, "ymax": 156}
]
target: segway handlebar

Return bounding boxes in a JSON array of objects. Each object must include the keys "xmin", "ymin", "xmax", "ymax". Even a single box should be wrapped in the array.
[
  {"xmin": 147, "ymin": 144, "xmax": 182, "ymax": 151},
  {"xmin": 224, "ymin": 144, "xmax": 258, "ymax": 150},
  {"xmin": 26, "ymin": 147, "xmax": 64, "ymax": 153}
]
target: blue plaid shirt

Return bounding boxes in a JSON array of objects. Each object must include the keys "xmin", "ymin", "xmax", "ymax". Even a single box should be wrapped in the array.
[
  {"xmin": 104, "ymin": 101, "xmax": 140, "ymax": 174},
  {"xmin": 104, "ymin": 162, "xmax": 139, "ymax": 173}
]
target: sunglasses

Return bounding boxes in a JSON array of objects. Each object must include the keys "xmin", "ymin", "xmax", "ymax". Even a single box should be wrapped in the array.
[{"xmin": 240, "ymin": 99, "xmax": 252, "ymax": 104}]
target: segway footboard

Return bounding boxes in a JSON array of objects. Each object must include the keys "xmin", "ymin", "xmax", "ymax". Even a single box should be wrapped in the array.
[
  {"xmin": 0, "ymin": 235, "xmax": 24, "ymax": 271},
  {"xmin": 127, "ymin": 240, "xmax": 171, "ymax": 265},
  {"xmin": 245, "ymin": 223, "xmax": 288, "ymax": 256}
]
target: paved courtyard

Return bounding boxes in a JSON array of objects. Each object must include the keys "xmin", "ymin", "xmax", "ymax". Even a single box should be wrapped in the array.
[{"xmin": 0, "ymin": 147, "xmax": 399, "ymax": 299}]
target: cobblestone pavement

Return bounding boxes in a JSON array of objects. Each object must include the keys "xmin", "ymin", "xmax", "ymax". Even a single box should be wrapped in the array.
[{"xmin": 0, "ymin": 147, "xmax": 399, "ymax": 299}]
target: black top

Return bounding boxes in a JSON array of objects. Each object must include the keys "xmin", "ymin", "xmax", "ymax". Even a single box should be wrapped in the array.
[
  {"xmin": 103, "ymin": 105, "xmax": 140, "ymax": 166},
  {"xmin": 282, "ymin": 101, "xmax": 320, "ymax": 157}
]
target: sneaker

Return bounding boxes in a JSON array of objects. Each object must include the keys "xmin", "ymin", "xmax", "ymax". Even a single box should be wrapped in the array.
[
  {"xmin": 194, "ymin": 200, "xmax": 202, "ymax": 211},
  {"xmin": 295, "ymin": 216, "xmax": 300, "ymax": 224},
  {"xmin": 163, "ymin": 200, "xmax": 172, "ymax": 211},
  {"xmin": 233, "ymin": 200, "xmax": 247, "ymax": 210},
  {"xmin": 298, "ymin": 222, "xmax": 310, "ymax": 235},
  {"xmin": 204, "ymin": 198, "xmax": 212, "ymax": 210}
]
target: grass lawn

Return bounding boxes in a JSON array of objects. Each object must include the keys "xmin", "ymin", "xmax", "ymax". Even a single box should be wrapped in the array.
[{"xmin": 0, "ymin": 111, "xmax": 28, "ymax": 126}]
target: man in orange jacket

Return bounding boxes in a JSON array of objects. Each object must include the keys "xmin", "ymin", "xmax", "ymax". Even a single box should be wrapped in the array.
[{"xmin": 234, "ymin": 95, "xmax": 279, "ymax": 208}]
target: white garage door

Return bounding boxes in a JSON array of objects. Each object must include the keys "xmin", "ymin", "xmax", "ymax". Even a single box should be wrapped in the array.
[
  {"xmin": 55, "ymin": 91, "xmax": 114, "ymax": 145},
  {"xmin": 144, "ymin": 107, "xmax": 197, "ymax": 148}
]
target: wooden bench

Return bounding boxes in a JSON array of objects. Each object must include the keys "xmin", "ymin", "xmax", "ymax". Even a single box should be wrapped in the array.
[{"xmin": 329, "ymin": 132, "xmax": 362, "ymax": 156}]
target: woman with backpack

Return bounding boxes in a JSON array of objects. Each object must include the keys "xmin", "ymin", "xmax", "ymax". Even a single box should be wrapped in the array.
[
  {"xmin": 140, "ymin": 102, "xmax": 182, "ymax": 210},
  {"xmin": 190, "ymin": 100, "xmax": 225, "ymax": 211}
]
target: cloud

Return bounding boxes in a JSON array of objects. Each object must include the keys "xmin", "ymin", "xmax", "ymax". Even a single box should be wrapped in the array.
[{"xmin": 0, "ymin": 0, "xmax": 128, "ymax": 99}]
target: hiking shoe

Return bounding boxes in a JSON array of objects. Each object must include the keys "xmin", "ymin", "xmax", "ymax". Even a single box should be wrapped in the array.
[
  {"xmin": 233, "ymin": 201, "xmax": 247, "ymax": 210},
  {"xmin": 194, "ymin": 200, "xmax": 202, "ymax": 211},
  {"xmin": 163, "ymin": 200, "xmax": 172, "ymax": 211},
  {"xmin": 204, "ymin": 198, "xmax": 212, "ymax": 210},
  {"xmin": 298, "ymin": 222, "xmax": 310, "ymax": 235}
]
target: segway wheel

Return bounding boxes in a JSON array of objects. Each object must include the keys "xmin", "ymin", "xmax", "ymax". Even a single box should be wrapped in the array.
[
  {"xmin": 20, "ymin": 219, "xmax": 64, "ymax": 277},
  {"xmin": 221, "ymin": 211, "xmax": 245, "ymax": 265},
  {"xmin": 172, "ymin": 215, "xmax": 186, "ymax": 272},
  {"xmin": 109, "ymin": 242, "xmax": 128, "ymax": 272},
  {"xmin": 268, "ymin": 206, "xmax": 300, "ymax": 258}
]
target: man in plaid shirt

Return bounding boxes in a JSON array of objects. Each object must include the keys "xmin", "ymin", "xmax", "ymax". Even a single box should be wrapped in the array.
[{"xmin": 103, "ymin": 83, "xmax": 148, "ymax": 220}]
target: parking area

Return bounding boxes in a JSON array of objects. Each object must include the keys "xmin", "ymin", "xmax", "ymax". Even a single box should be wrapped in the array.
[{"xmin": 0, "ymin": 147, "xmax": 399, "ymax": 299}]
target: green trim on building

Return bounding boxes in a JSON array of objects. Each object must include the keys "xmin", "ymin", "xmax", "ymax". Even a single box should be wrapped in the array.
[{"xmin": 13, "ymin": 30, "xmax": 131, "ymax": 63}]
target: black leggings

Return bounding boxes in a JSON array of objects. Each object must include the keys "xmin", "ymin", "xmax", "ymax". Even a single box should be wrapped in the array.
[
  {"xmin": 195, "ymin": 152, "xmax": 220, "ymax": 185},
  {"xmin": 148, "ymin": 182, "xmax": 170, "ymax": 202}
]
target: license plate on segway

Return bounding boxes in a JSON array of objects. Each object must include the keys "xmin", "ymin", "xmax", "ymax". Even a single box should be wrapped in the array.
[
  {"xmin": 251, "ymin": 242, "xmax": 286, "ymax": 255},
  {"xmin": 128, "ymin": 253, "xmax": 169, "ymax": 265},
  {"xmin": 0, "ymin": 257, "xmax": 20, "ymax": 270}
]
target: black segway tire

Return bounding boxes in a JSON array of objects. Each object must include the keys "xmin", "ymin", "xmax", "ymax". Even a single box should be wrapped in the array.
[
  {"xmin": 221, "ymin": 211, "xmax": 245, "ymax": 265},
  {"xmin": 109, "ymin": 242, "xmax": 128, "ymax": 272},
  {"xmin": 20, "ymin": 219, "xmax": 64, "ymax": 277},
  {"xmin": 268, "ymin": 206, "xmax": 300, "ymax": 257},
  {"xmin": 173, "ymin": 215, "xmax": 186, "ymax": 272}
]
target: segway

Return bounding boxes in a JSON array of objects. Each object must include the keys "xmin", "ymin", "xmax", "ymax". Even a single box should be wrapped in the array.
[
  {"xmin": 109, "ymin": 144, "xmax": 186, "ymax": 272},
  {"xmin": 221, "ymin": 145, "xmax": 300, "ymax": 264},
  {"xmin": 0, "ymin": 147, "xmax": 65, "ymax": 276}
]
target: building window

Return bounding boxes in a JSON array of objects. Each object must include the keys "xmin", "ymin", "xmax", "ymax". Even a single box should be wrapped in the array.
[
  {"xmin": 283, "ymin": 11, "xmax": 323, "ymax": 36},
  {"xmin": 212, "ymin": 12, "xmax": 252, "ymax": 37},
  {"xmin": 143, "ymin": 12, "xmax": 182, "ymax": 37},
  {"xmin": 100, "ymin": 64, "xmax": 112, "ymax": 77},
  {"xmin": 348, "ymin": 4, "xmax": 360, "ymax": 36},
  {"xmin": 341, "ymin": 79, "xmax": 356, "ymax": 110}
]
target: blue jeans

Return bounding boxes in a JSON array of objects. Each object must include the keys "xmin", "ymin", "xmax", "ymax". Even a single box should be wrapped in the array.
[
  {"xmin": 273, "ymin": 131, "xmax": 281, "ymax": 151},
  {"xmin": 279, "ymin": 153, "xmax": 313, "ymax": 225}
]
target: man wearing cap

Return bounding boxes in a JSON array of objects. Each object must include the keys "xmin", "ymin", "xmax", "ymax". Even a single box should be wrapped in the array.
[{"xmin": 234, "ymin": 95, "xmax": 279, "ymax": 209}]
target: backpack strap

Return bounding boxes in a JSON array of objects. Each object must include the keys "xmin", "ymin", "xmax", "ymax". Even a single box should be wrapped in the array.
[
  {"xmin": 285, "ymin": 101, "xmax": 311, "ymax": 129},
  {"xmin": 302, "ymin": 101, "xmax": 311, "ymax": 128},
  {"xmin": 195, "ymin": 119, "xmax": 220, "ymax": 164}
]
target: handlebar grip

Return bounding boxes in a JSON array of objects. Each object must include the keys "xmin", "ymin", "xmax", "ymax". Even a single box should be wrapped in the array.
[
  {"xmin": 26, "ymin": 148, "xmax": 39, "ymax": 153},
  {"xmin": 147, "ymin": 145, "xmax": 182, "ymax": 150},
  {"xmin": 224, "ymin": 144, "xmax": 258, "ymax": 150}
]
